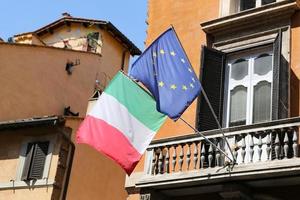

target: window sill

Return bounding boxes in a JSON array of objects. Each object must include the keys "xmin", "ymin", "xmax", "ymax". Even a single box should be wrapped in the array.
[
  {"xmin": 201, "ymin": 0, "xmax": 299, "ymax": 35},
  {"xmin": 0, "ymin": 179, "xmax": 54, "ymax": 190}
]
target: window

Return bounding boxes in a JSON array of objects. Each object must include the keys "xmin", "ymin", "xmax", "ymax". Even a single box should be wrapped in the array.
[
  {"xmin": 21, "ymin": 141, "xmax": 49, "ymax": 181},
  {"xmin": 239, "ymin": 0, "xmax": 277, "ymax": 11},
  {"xmin": 220, "ymin": 0, "xmax": 278, "ymax": 16},
  {"xmin": 197, "ymin": 30, "xmax": 288, "ymax": 131},
  {"xmin": 240, "ymin": 0, "xmax": 256, "ymax": 11},
  {"xmin": 225, "ymin": 48, "xmax": 273, "ymax": 127},
  {"xmin": 87, "ymin": 32, "xmax": 100, "ymax": 53}
]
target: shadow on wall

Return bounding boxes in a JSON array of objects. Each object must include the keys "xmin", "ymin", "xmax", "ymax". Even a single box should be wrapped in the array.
[{"xmin": 291, "ymin": 11, "xmax": 300, "ymax": 117}]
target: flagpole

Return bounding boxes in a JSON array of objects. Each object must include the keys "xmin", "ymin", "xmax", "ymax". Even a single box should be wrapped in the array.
[{"xmin": 170, "ymin": 25, "xmax": 236, "ymax": 163}]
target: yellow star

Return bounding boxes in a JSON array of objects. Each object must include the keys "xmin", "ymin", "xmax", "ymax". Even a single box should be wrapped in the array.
[
  {"xmin": 182, "ymin": 85, "xmax": 188, "ymax": 91},
  {"xmin": 153, "ymin": 52, "xmax": 157, "ymax": 57},
  {"xmin": 160, "ymin": 49, "xmax": 165, "ymax": 54},
  {"xmin": 170, "ymin": 51, "xmax": 176, "ymax": 56},
  {"xmin": 181, "ymin": 58, "xmax": 185, "ymax": 63},
  {"xmin": 190, "ymin": 83, "xmax": 194, "ymax": 88},
  {"xmin": 170, "ymin": 84, "xmax": 177, "ymax": 90},
  {"xmin": 158, "ymin": 81, "xmax": 164, "ymax": 87},
  {"xmin": 188, "ymin": 68, "xmax": 192, "ymax": 72}
]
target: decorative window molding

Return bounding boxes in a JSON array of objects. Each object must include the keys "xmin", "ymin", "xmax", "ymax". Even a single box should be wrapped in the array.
[
  {"xmin": 202, "ymin": 0, "xmax": 298, "ymax": 35},
  {"xmin": 220, "ymin": 0, "xmax": 287, "ymax": 17}
]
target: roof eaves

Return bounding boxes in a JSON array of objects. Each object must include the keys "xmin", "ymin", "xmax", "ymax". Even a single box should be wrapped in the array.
[{"xmin": 0, "ymin": 116, "xmax": 65, "ymax": 130}]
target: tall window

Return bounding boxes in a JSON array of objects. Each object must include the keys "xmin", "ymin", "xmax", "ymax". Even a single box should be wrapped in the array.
[
  {"xmin": 225, "ymin": 47, "xmax": 273, "ymax": 127},
  {"xmin": 21, "ymin": 141, "xmax": 49, "ymax": 181}
]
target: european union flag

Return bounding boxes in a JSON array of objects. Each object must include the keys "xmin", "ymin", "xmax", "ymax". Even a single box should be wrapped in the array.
[{"xmin": 129, "ymin": 28, "xmax": 201, "ymax": 120}]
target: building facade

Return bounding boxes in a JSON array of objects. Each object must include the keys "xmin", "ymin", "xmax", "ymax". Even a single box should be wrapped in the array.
[
  {"xmin": 126, "ymin": 0, "xmax": 300, "ymax": 199},
  {"xmin": 0, "ymin": 14, "xmax": 140, "ymax": 200}
]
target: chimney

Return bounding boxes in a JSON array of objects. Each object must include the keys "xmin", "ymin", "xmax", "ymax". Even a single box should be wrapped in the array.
[{"xmin": 62, "ymin": 12, "xmax": 72, "ymax": 18}]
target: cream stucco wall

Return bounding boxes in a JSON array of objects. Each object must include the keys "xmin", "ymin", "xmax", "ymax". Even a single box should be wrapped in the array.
[{"xmin": 0, "ymin": 127, "xmax": 60, "ymax": 199}]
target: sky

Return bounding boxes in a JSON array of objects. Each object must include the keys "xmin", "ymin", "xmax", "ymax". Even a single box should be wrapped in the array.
[{"xmin": 0, "ymin": 0, "xmax": 147, "ymax": 57}]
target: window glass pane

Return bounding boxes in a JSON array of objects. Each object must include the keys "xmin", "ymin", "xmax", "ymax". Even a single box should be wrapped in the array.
[
  {"xmin": 262, "ymin": 0, "xmax": 276, "ymax": 5},
  {"xmin": 231, "ymin": 59, "xmax": 248, "ymax": 80},
  {"xmin": 254, "ymin": 54, "xmax": 272, "ymax": 75},
  {"xmin": 240, "ymin": 0, "xmax": 256, "ymax": 11},
  {"xmin": 230, "ymin": 86, "xmax": 247, "ymax": 126},
  {"xmin": 253, "ymin": 81, "xmax": 271, "ymax": 123}
]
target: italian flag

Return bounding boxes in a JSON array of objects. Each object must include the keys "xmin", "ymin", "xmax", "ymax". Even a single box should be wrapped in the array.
[{"xmin": 76, "ymin": 72, "xmax": 167, "ymax": 175}]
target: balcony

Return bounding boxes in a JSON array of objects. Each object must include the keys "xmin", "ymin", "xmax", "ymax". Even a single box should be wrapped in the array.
[{"xmin": 133, "ymin": 117, "xmax": 300, "ymax": 199}]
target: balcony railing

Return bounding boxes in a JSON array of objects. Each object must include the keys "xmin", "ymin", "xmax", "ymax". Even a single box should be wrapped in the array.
[{"xmin": 142, "ymin": 117, "xmax": 300, "ymax": 180}]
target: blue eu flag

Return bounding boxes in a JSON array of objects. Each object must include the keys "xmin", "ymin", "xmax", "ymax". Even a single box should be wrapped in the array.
[{"xmin": 129, "ymin": 28, "xmax": 201, "ymax": 120}]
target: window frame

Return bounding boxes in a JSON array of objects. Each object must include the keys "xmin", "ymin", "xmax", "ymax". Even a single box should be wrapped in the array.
[
  {"xmin": 219, "ymin": 0, "xmax": 281, "ymax": 17},
  {"xmin": 224, "ymin": 46, "xmax": 273, "ymax": 127},
  {"xmin": 16, "ymin": 136, "xmax": 55, "ymax": 182}
]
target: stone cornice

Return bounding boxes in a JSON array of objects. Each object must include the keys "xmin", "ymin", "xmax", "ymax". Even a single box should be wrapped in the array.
[{"xmin": 201, "ymin": 1, "xmax": 299, "ymax": 35}]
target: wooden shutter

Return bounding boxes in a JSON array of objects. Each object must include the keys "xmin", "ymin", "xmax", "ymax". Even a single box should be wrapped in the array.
[
  {"xmin": 196, "ymin": 46, "xmax": 226, "ymax": 131},
  {"xmin": 21, "ymin": 143, "xmax": 35, "ymax": 181},
  {"xmin": 272, "ymin": 29, "xmax": 289, "ymax": 120},
  {"xmin": 28, "ymin": 141, "xmax": 49, "ymax": 180}
]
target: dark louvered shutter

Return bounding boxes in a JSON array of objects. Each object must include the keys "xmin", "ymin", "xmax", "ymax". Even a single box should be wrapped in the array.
[
  {"xmin": 196, "ymin": 46, "xmax": 226, "ymax": 131},
  {"xmin": 21, "ymin": 143, "xmax": 35, "ymax": 181},
  {"xmin": 28, "ymin": 141, "xmax": 49, "ymax": 180},
  {"xmin": 272, "ymin": 29, "xmax": 289, "ymax": 120}
]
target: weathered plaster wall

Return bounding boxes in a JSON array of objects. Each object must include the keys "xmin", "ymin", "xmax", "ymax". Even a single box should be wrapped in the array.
[{"xmin": 0, "ymin": 42, "xmax": 129, "ymax": 121}]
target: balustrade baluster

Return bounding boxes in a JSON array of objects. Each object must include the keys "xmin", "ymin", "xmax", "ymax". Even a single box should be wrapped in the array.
[
  {"xmin": 186, "ymin": 143, "xmax": 191, "ymax": 170},
  {"xmin": 158, "ymin": 147, "xmax": 163, "ymax": 174},
  {"xmin": 200, "ymin": 143, "xmax": 206, "ymax": 169},
  {"xmin": 208, "ymin": 143, "xmax": 213, "ymax": 168},
  {"xmin": 283, "ymin": 130, "xmax": 289, "ymax": 159},
  {"xmin": 179, "ymin": 144, "xmax": 184, "ymax": 171},
  {"xmin": 165, "ymin": 146, "xmax": 170, "ymax": 173},
  {"xmin": 193, "ymin": 142, "xmax": 199, "ymax": 170},
  {"xmin": 233, "ymin": 136, "xmax": 238, "ymax": 162},
  {"xmin": 275, "ymin": 132, "xmax": 280, "ymax": 160},
  {"xmin": 215, "ymin": 141, "xmax": 221, "ymax": 167},
  {"xmin": 152, "ymin": 149, "xmax": 157, "ymax": 175},
  {"xmin": 241, "ymin": 135, "xmax": 246, "ymax": 163},
  {"xmin": 258, "ymin": 133, "xmax": 262, "ymax": 161},
  {"xmin": 293, "ymin": 129, "xmax": 298, "ymax": 158},
  {"xmin": 172, "ymin": 145, "xmax": 177, "ymax": 172},
  {"xmin": 266, "ymin": 131, "xmax": 271, "ymax": 161},
  {"xmin": 249, "ymin": 133, "xmax": 254, "ymax": 162}
]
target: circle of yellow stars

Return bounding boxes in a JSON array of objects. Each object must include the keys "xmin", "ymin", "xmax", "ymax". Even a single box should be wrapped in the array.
[{"xmin": 153, "ymin": 49, "xmax": 197, "ymax": 91}]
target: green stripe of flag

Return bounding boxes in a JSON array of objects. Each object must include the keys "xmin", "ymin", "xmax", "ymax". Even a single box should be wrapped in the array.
[{"xmin": 104, "ymin": 72, "xmax": 167, "ymax": 132}]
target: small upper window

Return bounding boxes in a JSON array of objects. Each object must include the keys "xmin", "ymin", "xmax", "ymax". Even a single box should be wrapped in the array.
[
  {"xmin": 240, "ymin": 0, "xmax": 256, "ymax": 11},
  {"xmin": 21, "ymin": 141, "xmax": 49, "ymax": 181},
  {"xmin": 220, "ymin": 0, "xmax": 279, "ymax": 16},
  {"xmin": 87, "ymin": 32, "xmax": 100, "ymax": 53}
]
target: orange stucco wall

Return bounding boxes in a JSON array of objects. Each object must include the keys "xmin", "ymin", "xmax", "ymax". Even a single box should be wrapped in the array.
[
  {"xmin": 65, "ymin": 118, "xmax": 128, "ymax": 200},
  {"xmin": 0, "ymin": 42, "xmax": 128, "ymax": 121},
  {"xmin": 146, "ymin": 0, "xmax": 220, "ymax": 140},
  {"xmin": 291, "ymin": 11, "xmax": 300, "ymax": 117},
  {"xmin": 0, "ymin": 27, "xmax": 131, "ymax": 199},
  {"xmin": 130, "ymin": 0, "xmax": 220, "ymax": 175}
]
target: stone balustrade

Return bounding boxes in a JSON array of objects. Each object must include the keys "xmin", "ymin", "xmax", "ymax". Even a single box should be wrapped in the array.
[{"xmin": 145, "ymin": 118, "xmax": 300, "ymax": 176}]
